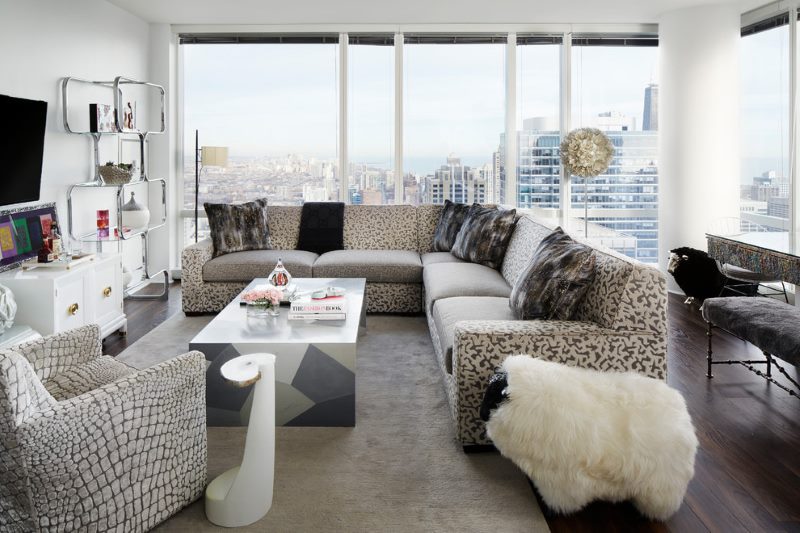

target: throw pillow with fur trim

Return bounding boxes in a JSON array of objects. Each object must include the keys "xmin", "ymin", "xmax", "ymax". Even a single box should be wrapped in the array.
[
  {"xmin": 204, "ymin": 198, "xmax": 272, "ymax": 258},
  {"xmin": 432, "ymin": 200, "xmax": 474, "ymax": 252},
  {"xmin": 451, "ymin": 205, "xmax": 517, "ymax": 270},
  {"xmin": 509, "ymin": 227, "xmax": 595, "ymax": 320}
]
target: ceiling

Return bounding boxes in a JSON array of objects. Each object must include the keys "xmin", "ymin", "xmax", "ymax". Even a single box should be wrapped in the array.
[{"xmin": 105, "ymin": 0, "xmax": 767, "ymax": 25}]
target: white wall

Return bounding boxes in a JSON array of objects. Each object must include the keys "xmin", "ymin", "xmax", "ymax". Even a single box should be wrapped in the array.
[
  {"xmin": 0, "ymin": 0, "xmax": 153, "ymax": 274},
  {"xmin": 658, "ymin": 4, "xmax": 740, "ymax": 288}
]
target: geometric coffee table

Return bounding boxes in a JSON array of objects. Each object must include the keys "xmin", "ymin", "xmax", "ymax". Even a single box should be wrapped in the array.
[{"xmin": 189, "ymin": 277, "xmax": 366, "ymax": 428}]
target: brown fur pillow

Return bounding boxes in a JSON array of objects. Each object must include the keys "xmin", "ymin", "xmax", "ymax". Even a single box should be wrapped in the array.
[
  {"xmin": 509, "ymin": 227, "xmax": 595, "ymax": 320},
  {"xmin": 451, "ymin": 206, "xmax": 517, "ymax": 270},
  {"xmin": 204, "ymin": 198, "xmax": 272, "ymax": 257}
]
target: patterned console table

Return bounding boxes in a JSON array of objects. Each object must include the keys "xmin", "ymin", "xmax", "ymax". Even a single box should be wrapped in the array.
[{"xmin": 706, "ymin": 232, "xmax": 800, "ymax": 285}]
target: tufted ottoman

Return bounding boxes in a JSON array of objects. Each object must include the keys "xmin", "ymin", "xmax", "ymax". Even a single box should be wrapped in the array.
[{"xmin": 702, "ymin": 296, "xmax": 800, "ymax": 398}]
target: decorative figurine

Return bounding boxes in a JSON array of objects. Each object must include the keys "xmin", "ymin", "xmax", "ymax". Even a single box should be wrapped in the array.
[{"xmin": 267, "ymin": 258, "xmax": 292, "ymax": 287}]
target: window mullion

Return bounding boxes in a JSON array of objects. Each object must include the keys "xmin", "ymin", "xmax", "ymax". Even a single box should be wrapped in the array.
[
  {"xmin": 559, "ymin": 31, "xmax": 572, "ymax": 222},
  {"xmin": 505, "ymin": 33, "xmax": 517, "ymax": 206},
  {"xmin": 339, "ymin": 33, "xmax": 348, "ymax": 203},
  {"xmin": 394, "ymin": 32, "xmax": 404, "ymax": 204}
]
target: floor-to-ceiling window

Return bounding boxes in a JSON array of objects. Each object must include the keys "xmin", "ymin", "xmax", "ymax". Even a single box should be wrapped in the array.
[
  {"xmin": 178, "ymin": 30, "xmax": 660, "ymax": 263},
  {"xmin": 571, "ymin": 35, "xmax": 659, "ymax": 263},
  {"xmin": 740, "ymin": 14, "xmax": 791, "ymax": 232},
  {"xmin": 403, "ymin": 35, "xmax": 505, "ymax": 205},
  {"xmin": 515, "ymin": 35, "xmax": 562, "ymax": 212},
  {"xmin": 347, "ymin": 34, "xmax": 395, "ymax": 205},
  {"xmin": 181, "ymin": 36, "xmax": 339, "ymax": 241}
]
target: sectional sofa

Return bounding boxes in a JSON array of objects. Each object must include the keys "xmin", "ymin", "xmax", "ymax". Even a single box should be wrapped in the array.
[{"xmin": 182, "ymin": 204, "xmax": 668, "ymax": 445}]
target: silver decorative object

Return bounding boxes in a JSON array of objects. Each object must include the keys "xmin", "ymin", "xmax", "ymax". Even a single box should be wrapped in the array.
[{"xmin": 0, "ymin": 284, "xmax": 18, "ymax": 334}]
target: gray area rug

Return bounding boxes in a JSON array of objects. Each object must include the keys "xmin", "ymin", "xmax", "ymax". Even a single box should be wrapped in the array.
[{"xmin": 118, "ymin": 313, "xmax": 549, "ymax": 532}]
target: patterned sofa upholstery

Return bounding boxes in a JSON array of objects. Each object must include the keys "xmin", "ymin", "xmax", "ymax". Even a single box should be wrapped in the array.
[
  {"xmin": 183, "ymin": 204, "xmax": 437, "ymax": 314},
  {"xmin": 425, "ymin": 215, "xmax": 668, "ymax": 445},
  {"xmin": 0, "ymin": 324, "xmax": 207, "ymax": 532}
]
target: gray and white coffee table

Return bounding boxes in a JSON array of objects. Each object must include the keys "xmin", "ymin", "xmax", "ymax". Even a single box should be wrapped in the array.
[{"xmin": 190, "ymin": 277, "xmax": 366, "ymax": 427}]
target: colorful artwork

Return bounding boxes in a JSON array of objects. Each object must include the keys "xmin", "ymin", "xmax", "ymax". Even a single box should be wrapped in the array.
[
  {"xmin": 12, "ymin": 219, "xmax": 31, "ymax": 254},
  {"xmin": 40, "ymin": 214, "xmax": 53, "ymax": 238},
  {"xmin": 26, "ymin": 216, "xmax": 44, "ymax": 251},
  {"xmin": 0, "ymin": 223, "xmax": 17, "ymax": 258},
  {"xmin": 0, "ymin": 203, "xmax": 59, "ymax": 272}
]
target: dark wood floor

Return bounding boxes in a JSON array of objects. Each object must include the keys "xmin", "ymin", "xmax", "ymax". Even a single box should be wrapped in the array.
[{"xmin": 109, "ymin": 287, "xmax": 799, "ymax": 532}]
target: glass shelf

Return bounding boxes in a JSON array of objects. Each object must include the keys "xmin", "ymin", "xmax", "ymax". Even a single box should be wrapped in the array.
[{"xmin": 76, "ymin": 223, "xmax": 166, "ymax": 243}]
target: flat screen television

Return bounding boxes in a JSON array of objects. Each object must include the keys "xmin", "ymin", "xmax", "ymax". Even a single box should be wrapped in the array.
[{"xmin": 0, "ymin": 94, "xmax": 47, "ymax": 206}]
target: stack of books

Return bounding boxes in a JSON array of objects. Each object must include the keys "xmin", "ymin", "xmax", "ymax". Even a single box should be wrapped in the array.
[{"xmin": 288, "ymin": 293, "xmax": 347, "ymax": 321}]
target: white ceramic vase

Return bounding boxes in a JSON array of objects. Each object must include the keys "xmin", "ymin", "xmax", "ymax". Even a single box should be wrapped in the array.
[{"xmin": 120, "ymin": 191, "xmax": 150, "ymax": 230}]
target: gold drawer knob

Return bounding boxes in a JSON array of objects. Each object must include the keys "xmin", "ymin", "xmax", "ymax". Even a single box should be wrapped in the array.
[
  {"xmin": 68, "ymin": 303, "xmax": 79, "ymax": 316},
  {"xmin": 103, "ymin": 287, "xmax": 112, "ymax": 298}
]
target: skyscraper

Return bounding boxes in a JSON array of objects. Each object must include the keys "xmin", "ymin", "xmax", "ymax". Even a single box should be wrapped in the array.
[{"xmin": 642, "ymin": 83, "xmax": 658, "ymax": 131}]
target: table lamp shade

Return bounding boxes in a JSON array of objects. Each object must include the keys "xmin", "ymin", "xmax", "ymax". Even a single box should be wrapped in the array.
[{"xmin": 201, "ymin": 146, "xmax": 229, "ymax": 167}]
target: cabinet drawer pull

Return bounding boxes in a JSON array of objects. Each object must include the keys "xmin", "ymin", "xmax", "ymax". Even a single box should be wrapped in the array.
[
  {"xmin": 68, "ymin": 303, "xmax": 79, "ymax": 316},
  {"xmin": 103, "ymin": 286, "xmax": 112, "ymax": 298}
]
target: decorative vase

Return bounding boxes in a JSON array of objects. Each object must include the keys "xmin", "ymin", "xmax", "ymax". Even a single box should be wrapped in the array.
[
  {"xmin": 267, "ymin": 258, "xmax": 292, "ymax": 287},
  {"xmin": 0, "ymin": 284, "xmax": 17, "ymax": 335},
  {"xmin": 120, "ymin": 191, "xmax": 150, "ymax": 231},
  {"xmin": 246, "ymin": 300, "xmax": 280, "ymax": 318}
]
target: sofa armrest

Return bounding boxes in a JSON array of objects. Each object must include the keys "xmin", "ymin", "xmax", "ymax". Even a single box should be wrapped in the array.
[
  {"xmin": 181, "ymin": 238, "xmax": 214, "ymax": 285},
  {"xmin": 7, "ymin": 324, "xmax": 102, "ymax": 382},
  {"xmin": 451, "ymin": 320, "xmax": 667, "ymax": 445},
  {"xmin": 18, "ymin": 352, "xmax": 208, "ymax": 526}
]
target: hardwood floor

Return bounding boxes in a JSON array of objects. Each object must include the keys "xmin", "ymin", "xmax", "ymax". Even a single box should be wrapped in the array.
[{"xmin": 110, "ymin": 287, "xmax": 799, "ymax": 532}]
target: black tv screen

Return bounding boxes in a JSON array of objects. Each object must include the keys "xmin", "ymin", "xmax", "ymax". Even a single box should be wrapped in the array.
[{"xmin": 0, "ymin": 94, "xmax": 47, "ymax": 206}]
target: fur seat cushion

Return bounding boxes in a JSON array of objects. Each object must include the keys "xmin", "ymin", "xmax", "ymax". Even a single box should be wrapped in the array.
[{"xmin": 482, "ymin": 356, "xmax": 697, "ymax": 521}]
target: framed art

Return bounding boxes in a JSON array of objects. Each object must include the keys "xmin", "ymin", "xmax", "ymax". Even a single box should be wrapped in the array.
[{"xmin": 0, "ymin": 202, "xmax": 59, "ymax": 272}]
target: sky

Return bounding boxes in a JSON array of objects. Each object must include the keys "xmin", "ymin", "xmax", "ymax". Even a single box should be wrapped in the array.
[
  {"xmin": 183, "ymin": 41, "xmax": 658, "ymax": 174},
  {"xmin": 740, "ymin": 25, "xmax": 790, "ymax": 185}
]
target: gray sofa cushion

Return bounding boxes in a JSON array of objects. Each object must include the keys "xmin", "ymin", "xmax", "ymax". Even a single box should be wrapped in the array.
[
  {"xmin": 421, "ymin": 252, "xmax": 466, "ymax": 267},
  {"xmin": 313, "ymin": 250, "xmax": 423, "ymax": 283},
  {"xmin": 702, "ymin": 297, "xmax": 800, "ymax": 365},
  {"xmin": 203, "ymin": 249, "xmax": 318, "ymax": 282},
  {"xmin": 432, "ymin": 297, "xmax": 515, "ymax": 373},
  {"xmin": 423, "ymin": 262, "xmax": 511, "ymax": 312}
]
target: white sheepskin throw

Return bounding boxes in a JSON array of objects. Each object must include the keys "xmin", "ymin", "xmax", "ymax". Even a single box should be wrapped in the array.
[{"xmin": 484, "ymin": 356, "xmax": 698, "ymax": 521}]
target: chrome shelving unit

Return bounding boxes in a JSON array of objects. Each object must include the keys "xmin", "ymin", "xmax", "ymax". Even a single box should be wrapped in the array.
[{"xmin": 62, "ymin": 76, "xmax": 169, "ymax": 300}]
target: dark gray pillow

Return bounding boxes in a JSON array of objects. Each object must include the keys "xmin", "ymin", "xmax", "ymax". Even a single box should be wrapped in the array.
[
  {"xmin": 204, "ymin": 198, "xmax": 272, "ymax": 258},
  {"xmin": 451, "ymin": 206, "xmax": 517, "ymax": 270},
  {"xmin": 432, "ymin": 200, "xmax": 474, "ymax": 252},
  {"xmin": 510, "ymin": 227, "xmax": 596, "ymax": 320}
]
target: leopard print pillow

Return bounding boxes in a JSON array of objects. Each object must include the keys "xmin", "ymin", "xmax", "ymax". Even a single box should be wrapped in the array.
[{"xmin": 204, "ymin": 198, "xmax": 272, "ymax": 258}]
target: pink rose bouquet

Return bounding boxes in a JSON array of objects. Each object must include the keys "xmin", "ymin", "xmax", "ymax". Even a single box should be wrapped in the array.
[{"xmin": 242, "ymin": 287, "xmax": 283, "ymax": 308}]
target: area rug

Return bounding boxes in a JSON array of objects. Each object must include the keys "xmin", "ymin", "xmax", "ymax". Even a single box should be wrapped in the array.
[{"xmin": 118, "ymin": 313, "xmax": 549, "ymax": 532}]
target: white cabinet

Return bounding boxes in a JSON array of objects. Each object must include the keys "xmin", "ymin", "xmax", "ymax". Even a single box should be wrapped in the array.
[{"xmin": 0, "ymin": 255, "xmax": 127, "ymax": 339}]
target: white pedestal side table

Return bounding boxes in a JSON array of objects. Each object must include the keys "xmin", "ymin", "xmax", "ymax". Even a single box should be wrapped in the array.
[{"xmin": 205, "ymin": 353, "xmax": 276, "ymax": 527}]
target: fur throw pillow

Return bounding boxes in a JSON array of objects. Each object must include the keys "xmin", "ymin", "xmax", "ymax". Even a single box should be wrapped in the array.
[
  {"xmin": 204, "ymin": 198, "xmax": 272, "ymax": 258},
  {"xmin": 509, "ymin": 227, "xmax": 595, "ymax": 320},
  {"xmin": 451, "ymin": 206, "xmax": 517, "ymax": 270},
  {"xmin": 432, "ymin": 200, "xmax": 474, "ymax": 252}
]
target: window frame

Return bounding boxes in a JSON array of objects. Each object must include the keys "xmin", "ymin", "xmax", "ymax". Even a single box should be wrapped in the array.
[{"xmin": 173, "ymin": 23, "xmax": 658, "ymax": 264}]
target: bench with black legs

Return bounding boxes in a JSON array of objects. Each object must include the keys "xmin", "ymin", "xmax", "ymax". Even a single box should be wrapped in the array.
[{"xmin": 702, "ymin": 296, "xmax": 800, "ymax": 399}]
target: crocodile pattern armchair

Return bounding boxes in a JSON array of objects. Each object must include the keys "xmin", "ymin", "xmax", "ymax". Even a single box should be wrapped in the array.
[{"xmin": 0, "ymin": 324, "xmax": 207, "ymax": 532}]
